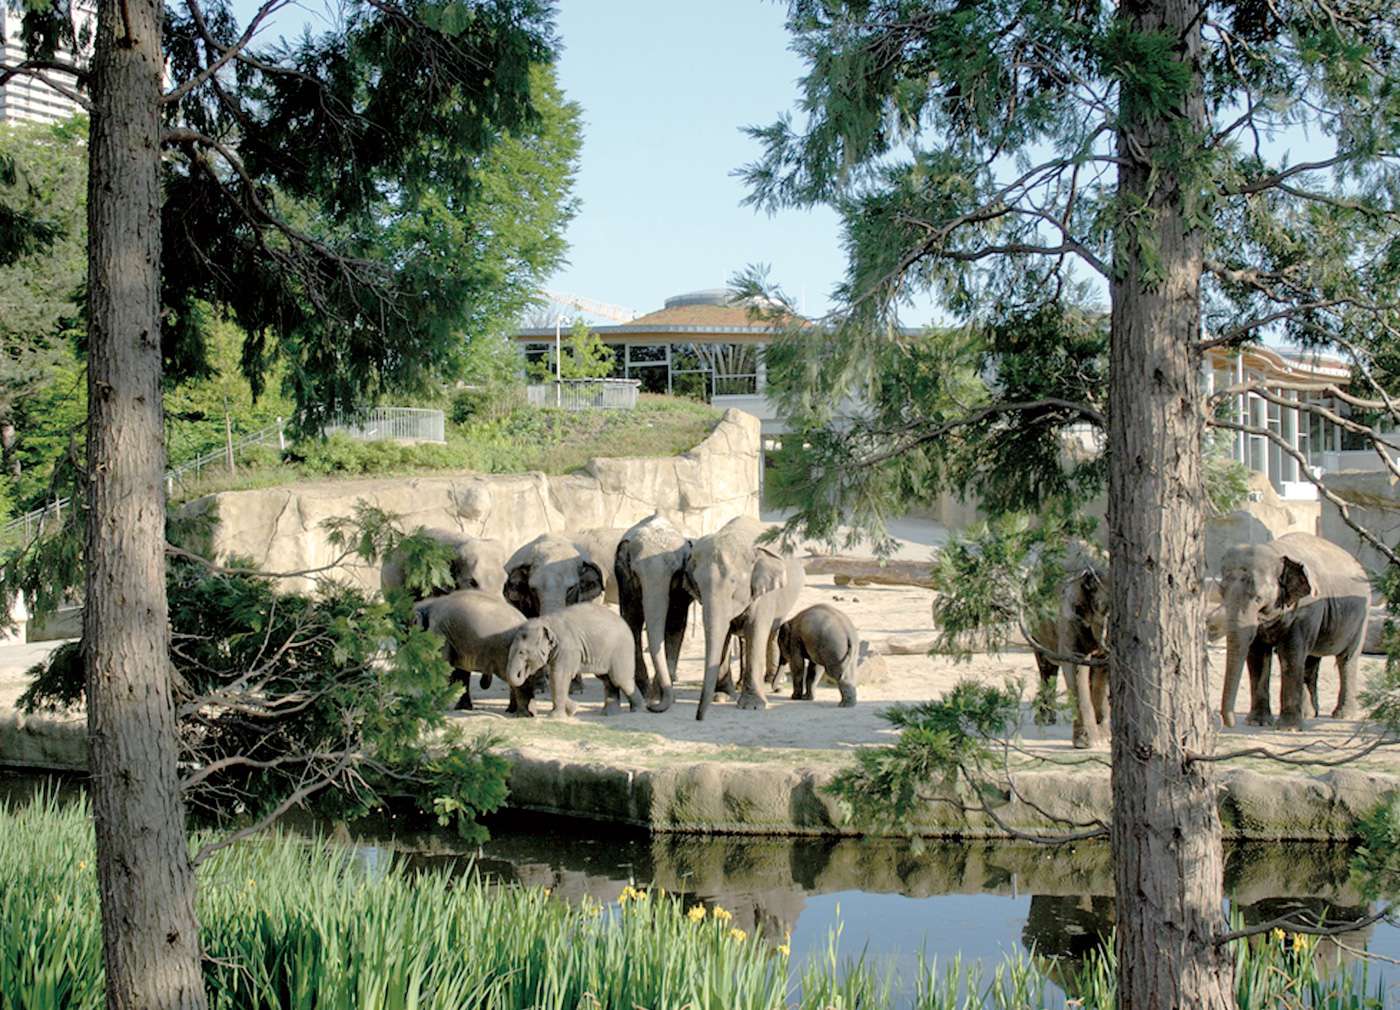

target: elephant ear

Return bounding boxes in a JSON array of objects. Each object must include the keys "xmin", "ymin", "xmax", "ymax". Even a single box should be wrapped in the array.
[
  {"xmin": 504, "ymin": 565, "xmax": 537, "ymax": 617},
  {"xmin": 751, "ymin": 549, "xmax": 788, "ymax": 597},
  {"xmin": 571, "ymin": 561, "xmax": 605, "ymax": 604},
  {"xmin": 1278, "ymin": 556, "xmax": 1313, "ymax": 608}
]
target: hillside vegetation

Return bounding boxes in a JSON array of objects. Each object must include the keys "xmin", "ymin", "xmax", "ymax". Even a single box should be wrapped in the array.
[{"xmin": 172, "ymin": 394, "xmax": 722, "ymax": 501}]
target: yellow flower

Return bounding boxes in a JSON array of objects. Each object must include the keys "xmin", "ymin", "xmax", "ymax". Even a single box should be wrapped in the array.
[
  {"xmin": 618, "ymin": 885, "xmax": 648, "ymax": 905},
  {"xmin": 712, "ymin": 905, "xmax": 732, "ymax": 923},
  {"xmin": 729, "ymin": 928, "xmax": 748, "ymax": 943},
  {"xmin": 1270, "ymin": 928, "xmax": 1286, "ymax": 943},
  {"xmin": 777, "ymin": 931, "xmax": 791, "ymax": 958},
  {"xmin": 1290, "ymin": 932, "xmax": 1313, "ymax": 952},
  {"xmin": 542, "ymin": 888, "xmax": 551, "ymax": 898},
  {"xmin": 77, "ymin": 860, "xmax": 87, "ymax": 872},
  {"xmin": 247, "ymin": 879, "xmax": 256, "ymax": 890},
  {"xmin": 687, "ymin": 905, "xmax": 707, "ymax": 922}
]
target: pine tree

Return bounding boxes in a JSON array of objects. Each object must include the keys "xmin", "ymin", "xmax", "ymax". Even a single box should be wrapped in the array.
[{"xmin": 742, "ymin": 1, "xmax": 1400, "ymax": 1005}]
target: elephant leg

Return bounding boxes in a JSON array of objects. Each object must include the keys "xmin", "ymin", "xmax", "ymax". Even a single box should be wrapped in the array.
[
  {"xmin": 505, "ymin": 680, "xmax": 535, "ymax": 718},
  {"xmin": 1065, "ymin": 663, "xmax": 1099, "ymax": 749},
  {"xmin": 1303, "ymin": 655, "xmax": 1321, "ymax": 718},
  {"xmin": 450, "ymin": 668, "xmax": 473, "ymax": 710},
  {"xmin": 736, "ymin": 618, "xmax": 769, "ymax": 711},
  {"xmin": 601, "ymin": 677, "xmax": 622, "ymax": 716},
  {"xmin": 835, "ymin": 659, "xmax": 857, "ymax": 708},
  {"xmin": 569, "ymin": 673, "xmax": 585, "ymax": 696},
  {"xmin": 1089, "ymin": 667, "xmax": 1109, "ymax": 731},
  {"xmin": 620, "ymin": 583, "xmax": 651, "ymax": 700},
  {"xmin": 1033, "ymin": 654, "xmax": 1059, "ymax": 724},
  {"xmin": 1275, "ymin": 640, "xmax": 1308, "ymax": 730},
  {"xmin": 663, "ymin": 583, "xmax": 688, "ymax": 688},
  {"xmin": 1332, "ymin": 645, "xmax": 1362, "ymax": 720},
  {"xmin": 549, "ymin": 665, "xmax": 576, "ymax": 720},
  {"xmin": 715, "ymin": 630, "xmax": 738, "ymax": 696},
  {"xmin": 1245, "ymin": 640, "xmax": 1273, "ymax": 725}
]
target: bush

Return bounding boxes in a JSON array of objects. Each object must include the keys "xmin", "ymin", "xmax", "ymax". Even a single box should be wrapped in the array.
[
  {"xmin": 234, "ymin": 442, "xmax": 283, "ymax": 470},
  {"xmin": 20, "ymin": 530, "xmax": 509, "ymax": 839}
]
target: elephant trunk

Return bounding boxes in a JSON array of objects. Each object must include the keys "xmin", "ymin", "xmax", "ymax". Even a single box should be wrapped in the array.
[
  {"xmin": 1220, "ymin": 620, "xmax": 1255, "ymax": 727},
  {"xmin": 627, "ymin": 687, "xmax": 644, "ymax": 712},
  {"xmin": 696, "ymin": 604, "xmax": 731, "ymax": 721}
]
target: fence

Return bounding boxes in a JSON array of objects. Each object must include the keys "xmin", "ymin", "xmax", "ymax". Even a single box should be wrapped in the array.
[
  {"xmin": 324, "ymin": 406, "xmax": 445, "ymax": 443},
  {"xmin": 4, "ymin": 406, "xmax": 446, "ymax": 541},
  {"xmin": 526, "ymin": 378, "xmax": 640, "ymax": 411}
]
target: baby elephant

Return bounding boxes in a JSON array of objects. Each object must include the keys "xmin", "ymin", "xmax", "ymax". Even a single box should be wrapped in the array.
[
  {"xmin": 415, "ymin": 590, "xmax": 534, "ymax": 715},
  {"xmin": 776, "ymin": 603, "xmax": 859, "ymax": 707},
  {"xmin": 505, "ymin": 604, "xmax": 644, "ymax": 719}
]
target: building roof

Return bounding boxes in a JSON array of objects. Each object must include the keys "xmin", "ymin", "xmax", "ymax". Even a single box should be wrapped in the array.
[{"xmin": 515, "ymin": 287, "xmax": 797, "ymax": 342}]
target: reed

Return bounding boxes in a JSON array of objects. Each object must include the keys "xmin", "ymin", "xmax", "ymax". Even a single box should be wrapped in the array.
[{"xmin": 0, "ymin": 793, "xmax": 1389, "ymax": 1009}]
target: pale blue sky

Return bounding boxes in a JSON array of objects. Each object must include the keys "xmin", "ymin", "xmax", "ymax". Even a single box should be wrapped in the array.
[
  {"xmin": 230, "ymin": 1, "xmax": 858, "ymax": 319},
  {"xmin": 543, "ymin": 2, "xmax": 852, "ymax": 319}
]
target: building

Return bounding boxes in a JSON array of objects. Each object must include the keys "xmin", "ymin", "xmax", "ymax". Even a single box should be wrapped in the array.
[
  {"xmin": 516, "ymin": 288, "xmax": 1398, "ymax": 501},
  {"xmin": 1205, "ymin": 344, "xmax": 1399, "ymax": 501},
  {"xmin": 0, "ymin": 2, "xmax": 92, "ymax": 125}
]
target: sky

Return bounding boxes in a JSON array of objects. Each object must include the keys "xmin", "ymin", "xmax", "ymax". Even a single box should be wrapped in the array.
[
  {"xmin": 229, "ymin": 0, "xmax": 859, "ymax": 320},
  {"xmin": 543, "ymin": 2, "xmax": 848, "ymax": 319}
]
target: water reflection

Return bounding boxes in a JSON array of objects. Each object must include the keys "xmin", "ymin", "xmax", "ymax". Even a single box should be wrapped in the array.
[
  {"xmin": 4, "ymin": 773, "xmax": 1393, "ymax": 996},
  {"xmin": 338, "ymin": 810, "xmax": 1392, "ymax": 983}
]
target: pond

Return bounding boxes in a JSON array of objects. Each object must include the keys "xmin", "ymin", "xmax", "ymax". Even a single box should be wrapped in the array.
[{"xmin": 5, "ymin": 772, "xmax": 1398, "ymax": 1006}]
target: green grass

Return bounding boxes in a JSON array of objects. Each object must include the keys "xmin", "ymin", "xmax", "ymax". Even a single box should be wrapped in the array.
[
  {"xmin": 170, "ymin": 395, "xmax": 722, "ymax": 503},
  {"xmin": 1, "ymin": 792, "xmax": 1390, "ymax": 1009}
]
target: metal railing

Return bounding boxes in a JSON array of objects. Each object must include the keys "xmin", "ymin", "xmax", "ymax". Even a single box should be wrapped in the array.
[
  {"xmin": 527, "ymin": 378, "xmax": 640, "ymax": 410},
  {"xmin": 4, "ymin": 406, "xmax": 446, "ymax": 540},
  {"xmin": 324, "ymin": 406, "xmax": 445, "ymax": 443}
]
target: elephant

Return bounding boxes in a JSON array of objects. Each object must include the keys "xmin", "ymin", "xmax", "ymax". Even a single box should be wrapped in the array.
[
  {"xmin": 684, "ymin": 517, "xmax": 806, "ymax": 720},
  {"xmin": 504, "ymin": 603, "xmax": 644, "ymax": 719},
  {"xmin": 504, "ymin": 534, "xmax": 606, "ymax": 617},
  {"xmin": 1218, "ymin": 532, "xmax": 1369, "ymax": 729},
  {"xmin": 775, "ymin": 603, "xmax": 859, "ymax": 706},
  {"xmin": 414, "ymin": 590, "xmax": 535, "ymax": 714},
  {"xmin": 615, "ymin": 514, "xmax": 694, "ymax": 712},
  {"xmin": 381, "ymin": 528, "xmax": 508, "ymax": 599},
  {"xmin": 572, "ymin": 528, "xmax": 628, "ymax": 606},
  {"xmin": 1027, "ymin": 543, "xmax": 1110, "ymax": 748}
]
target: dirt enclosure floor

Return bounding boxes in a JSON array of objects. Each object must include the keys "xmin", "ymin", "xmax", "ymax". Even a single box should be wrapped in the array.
[{"xmin": 452, "ymin": 575, "xmax": 1395, "ymax": 771}]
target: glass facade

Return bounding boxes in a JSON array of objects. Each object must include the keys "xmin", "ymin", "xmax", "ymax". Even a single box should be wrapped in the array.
[{"xmin": 522, "ymin": 340, "xmax": 763, "ymax": 402}]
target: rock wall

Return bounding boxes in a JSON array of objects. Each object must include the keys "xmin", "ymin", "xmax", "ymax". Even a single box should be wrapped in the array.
[
  {"xmin": 179, "ymin": 409, "xmax": 762, "ymax": 593},
  {"xmin": 1320, "ymin": 470, "xmax": 1400, "ymax": 578}
]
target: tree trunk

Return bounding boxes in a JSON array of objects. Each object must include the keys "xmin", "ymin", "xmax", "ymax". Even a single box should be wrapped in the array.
[
  {"xmin": 1107, "ymin": 0, "xmax": 1232, "ymax": 1005},
  {"xmin": 85, "ymin": 0, "xmax": 208, "ymax": 1005}
]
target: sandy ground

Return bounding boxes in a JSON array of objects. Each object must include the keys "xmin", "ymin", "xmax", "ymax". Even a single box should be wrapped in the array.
[
  {"xmin": 448, "ymin": 573, "xmax": 1397, "ymax": 772},
  {"xmin": 4, "ymin": 510, "xmax": 1393, "ymax": 774}
]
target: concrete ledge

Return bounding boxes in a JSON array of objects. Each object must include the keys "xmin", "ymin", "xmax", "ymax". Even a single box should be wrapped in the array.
[{"xmin": 5, "ymin": 707, "xmax": 1396, "ymax": 840}]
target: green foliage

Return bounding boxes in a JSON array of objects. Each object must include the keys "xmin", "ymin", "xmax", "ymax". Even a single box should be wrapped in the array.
[
  {"xmin": 19, "ymin": 508, "xmax": 509, "ymax": 840},
  {"xmin": 2, "ymin": 793, "xmax": 1386, "ymax": 1010},
  {"xmin": 929, "ymin": 510, "xmax": 1096, "ymax": 661},
  {"xmin": 737, "ymin": 0, "xmax": 1400, "ymax": 556},
  {"xmin": 827, "ymin": 681, "xmax": 1025, "ymax": 833},
  {"xmin": 166, "ymin": 396, "xmax": 721, "ymax": 499},
  {"xmin": 1351, "ymin": 794, "xmax": 1400, "ymax": 903}
]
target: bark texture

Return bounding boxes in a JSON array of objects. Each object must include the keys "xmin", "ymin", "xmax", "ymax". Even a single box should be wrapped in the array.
[
  {"xmin": 1108, "ymin": 0, "xmax": 1233, "ymax": 1005},
  {"xmin": 85, "ymin": 0, "xmax": 208, "ymax": 1005}
]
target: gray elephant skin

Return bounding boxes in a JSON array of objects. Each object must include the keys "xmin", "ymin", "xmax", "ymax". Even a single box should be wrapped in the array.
[
  {"xmin": 775, "ymin": 603, "xmax": 859, "ymax": 706},
  {"xmin": 572, "ymin": 528, "xmax": 628, "ymax": 606},
  {"xmin": 615, "ymin": 514, "xmax": 693, "ymax": 712},
  {"xmin": 505, "ymin": 603, "xmax": 644, "ymax": 719},
  {"xmin": 381, "ymin": 528, "xmax": 508, "ymax": 599},
  {"xmin": 1028, "ymin": 544, "xmax": 1109, "ymax": 748},
  {"xmin": 504, "ymin": 534, "xmax": 606, "ymax": 617},
  {"xmin": 415, "ymin": 590, "xmax": 534, "ymax": 714},
  {"xmin": 1218, "ymin": 532, "xmax": 1369, "ymax": 728},
  {"xmin": 684, "ymin": 517, "xmax": 806, "ymax": 720}
]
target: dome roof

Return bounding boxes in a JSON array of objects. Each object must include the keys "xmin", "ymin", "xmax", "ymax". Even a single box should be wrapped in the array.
[{"xmin": 663, "ymin": 289, "xmax": 736, "ymax": 310}]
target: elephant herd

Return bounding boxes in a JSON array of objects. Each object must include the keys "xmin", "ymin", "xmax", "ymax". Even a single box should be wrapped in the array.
[
  {"xmin": 388, "ymin": 515, "xmax": 862, "ymax": 721},
  {"xmin": 1029, "ymin": 531, "xmax": 1372, "ymax": 749}
]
